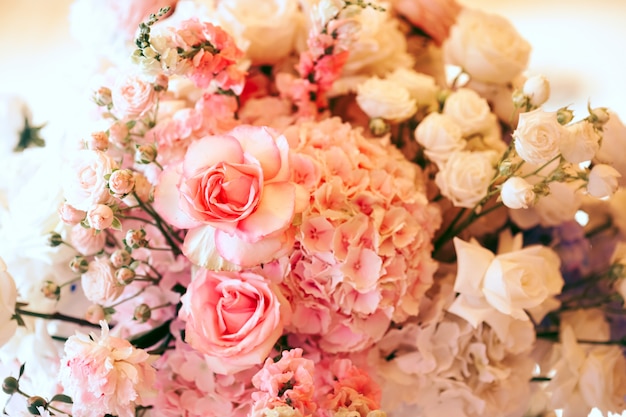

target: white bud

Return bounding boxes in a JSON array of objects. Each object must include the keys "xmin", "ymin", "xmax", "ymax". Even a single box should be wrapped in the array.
[
  {"xmin": 523, "ymin": 75, "xmax": 550, "ymax": 107},
  {"xmin": 587, "ymin": 164, "xmax": 621, "ymax": 198},
  {"xmin": 500, "ymin": 176, "xmax": 535, "ymax": 209}
]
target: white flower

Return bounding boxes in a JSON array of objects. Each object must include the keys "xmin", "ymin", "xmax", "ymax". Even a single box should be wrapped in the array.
[
  {"xmin": 443, "ymin": 8, "xmax": 531, "ymax": 84},
  {"xmin": 560, "ymin": 121, "xmax": 600, "ymax": 164},
  {"xmin": 500, "ymin": 177, "xmax": 535, "ymax": 209},
  {"xmin": 356, "ymin": 77, "xmax": 417, "ymax": 122},
  {"xmin": 81, "ymin": 257, "xmax": 124, "ymax": 305},
  {"xmin": 560, "ymin": 308, "xmax": 610, "ymax": 342},
  {"xmin": 414, "ymin": 113, "xmax": 464, "ymax": 168},
  {"xmin": 443, "ymin": 88, "xmax": 492, "ymax": 137},
  {"xmin": 63, "ymin": 150, "xmax": 117, "ymax": 212},
  {"xmin": 448, "ymin": 237, "xmax": 563, "ymax": 323},
  {"xmin": 0, "ymin": 257, "xmax": 18, "ymax": 348},
  {"xmin": 387, "ymin": 68, "xmax": 439, "ymax": 112},
  {"xmin": 215, "ymin": 0, "xmax": 301, "ymax": 65},
  {"xmin": 594, "ymin": 111, "xmax": 626, "ymax": 186},
  {"xmin": 587, "ymin": 164, "xmax": 621, "ymax": 198},
  {"xmin": 435, "ymin": 150, "xmax": 497, "ymax": 208},
  {"xmin": 510, "ymin": 181, "xmax": 582, "ymax": 229},
  {"xmin": 522, "ymin": 75, "xmax": 550, "ymax": 108},
  {"xmin": 513, "ymin": 109, "xmax": 569, "ymax": 165}
]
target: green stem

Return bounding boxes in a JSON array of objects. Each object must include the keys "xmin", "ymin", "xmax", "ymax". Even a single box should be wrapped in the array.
[{"xmin": 15, "ymin": 308, "xmax": 99, "ymax": 329}]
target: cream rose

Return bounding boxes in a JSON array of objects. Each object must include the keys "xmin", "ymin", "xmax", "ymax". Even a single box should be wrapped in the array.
[
  {"xmin": 63, "ymin": 150, "xmax": 118, "ymax": 211},
  {"xmin": 443, "ymin": 88, "xmax": 492, "ymax": 136},
  {"xmin": 513, "ymin": 109, "xmax": 568, "ymax": 165},
  {"xmin": 81, "ymin": 257, "xmax": 124, "ymax": 305},
  {"xmin": 414, "ymin": 112, "xmax": 464, "ymax": 168},
  {"xmin": 0, "ymin": 257, "xmax": 18, "ymax": 348},
  {"xmin": 356, "ymin": 77, "xmax": 417, "ymax": 122},
  {"xmin": 594, "ymin": 111, "xmax": 626, "ymax": 186},
  {"xmin": 561, "ymin": 121, "xmax": 600, "ymax": 164},
  {"xmin": 387, "ymin": 68, "xmax": 439, "ymax": 112},
  {"xmin": 444, "ymin": 8, "xmax": 531, "ymax": 84},
  {"xmin": 587, "ymin": 164, "xmax": 621, "ymax": 198},
  {"xmin": 435, "ymin": 150, "xmax": 497, "ymax": 208},
  {"xmin": 215, "ymin": 0, "xmax": 300, "ymax": 65},
  {"xmin": 523, "ymin": 74, "xmax": 550, "ymax": 108},
  {"xmin": 500, "ymin": 176, "xmax": 535, "ymax": 209}
]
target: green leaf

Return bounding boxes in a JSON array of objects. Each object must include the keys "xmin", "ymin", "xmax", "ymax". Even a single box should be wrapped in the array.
[
  {"xmin": 50, "ymin": 394, "xmax": 73, "ymax": 404},
  {"xmin": 129, "ymin": 319, "xmax": 172, "ymax": 349},
  {"xmin": 111, "ymin": 217, "xmax": 122, "ymax": 231},
  {"xmin": 18, "ymin": 363, "xmax": 25, "ymax": 379},
  {"xmin": 14, "ymin": 115, "xmax": 46, "ymax": 152}
]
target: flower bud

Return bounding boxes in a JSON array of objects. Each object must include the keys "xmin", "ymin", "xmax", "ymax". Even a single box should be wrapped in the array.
[
  {"xmin": 115, "ymin": 266, "xmax": 136, "ymax": 285},
  {"xmin": 58, "ymin": 203, "xmax": 86, "ymax": 225},
  {"xmin": 589, "ymin": 106, "xmax": 610, "ymax": 126},
  {"xmin": 500, "ymin": 176, "xmax": 535, "ymax": 209},
  {"xmin": 124, "ymin": 229, "xmax": 148, "ymax": 249},
  {"xmin": 108, "ymin": 121, "xmax": 130, "ymax": 148},
  {"xmin": 110, "ymin": 249, "xmax": 132, "ymax": 268},
  {"xmin": 41, "ymin": 281, "xmax": 60, "ymax": 300},
  {"xmin": 48, "ymin": 232, "xmax": 64, "ymax": 247},
  {"xmin": 27, "ymin": 396, "xmax": 47, "ymax": 415},
  {"xmin": 135, "ymin": 144, "xmax": 158, "ymax": 164},
  {"xmin": 108, "ymin": 169, "xmax": 135, "ymax": 198},
  {"xmin": 153, "ymin": 74, "xmax": 169, "ymax": 92},
  {"xmin": 85, "ymin": 304, "xmax": 106, "ymax": 324},
  {"xmin": 87, "ymin": 204, "xmax": 114, "ymax": 230},
  {"xmin": 2, "ymin": 376, "xmax": 19, "ymax": 395},
  {"xmin": 94, "ymin": 87, "xmax": 112, "ymax": 107},
  {"xmin": 133, "ymin": 303, "xmax": 152, "ymax": 323},
  {"xmin": 523, "ymin": 75, "xmax": 550, "ymax": 108},
  {"xmin": 587, "ymin": 164, "xmax": 621, "ymax": 198},
  {"xmin": 556, "ymin": 107, "xmax": 574, "ymax": 125},
  {"xmin": 69, "ymin": 256, "xmax": 89, "ymax": 274},
  {"xmin": 369, "ymin": 118, "xmax": 390, "ymax": 137},
  {"xmin": 88, "ymin": 131, "xmax": 109, "ymax": 151}
]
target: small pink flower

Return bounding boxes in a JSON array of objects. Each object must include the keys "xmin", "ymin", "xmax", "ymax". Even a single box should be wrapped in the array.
[
  {"xmin": 70, "ymin": 223, "xmax": 106, "ymax": 255},
  {"xmin": 59, "ymin": 323, "xmax": 156, "ymax": 417},
  {"xmin": 58, "ymin": 203, "xmax": 86, "ymax": 225},
  {"xmin": 63, "ymin": 150, "xmax": 117, "ymax": 212},
  {"xmin": 85, "ymin": 304, "xmax": 106, "ymax": 324},
  {"xmin": 81, "ymin": 257, "xmax": 124, "ymax": 305},
  {"xmin": 112, "ymin": 75, "xmax": 156, "ymax": 119},
  {"xmin": 87, "ymin": 204, "xmax": 115, "ymax": 230},
  {"xmin": 179, "ymin": 269, "xmax": 291, "ymax": 374},
  {"xmin": 108, "ymin": 121, "xmax": 130, "ymax": 147},
  {"xmin": 108, "ymin": 169, "xmax": 136, "ymax": 198}
]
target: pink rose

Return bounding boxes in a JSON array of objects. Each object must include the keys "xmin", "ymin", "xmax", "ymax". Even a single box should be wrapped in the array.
[
  {"xmin": 392, "ymin": 0, "xmax": 461, "ymax": 45},
  {"xmin": 63, "ymin": 150, "xmax": 117, "ymax": 211},
  {"xmin": 112, "ymin": 75, "xmax": 156, "ymax": 119},
  {"xmin": 58, "ymin": 202, "xmax": 86, "ymax": 225},
  {"xmin": 179, "ymin": 269, "xmax": 291, "ymax": 374},
  {"xmin": 81, "ymin": 257, "xmax": 124, "ymax": 305},
  {"xmin": 87, "ymin": 204, "xmax": 115, "ymax": 230},
  {"xmin": 108, "ymin": 169, "xmax": 136, "ymax": 198},
  {"xmin": 70, "ymin": 223, "xmax": 106, "ymax": 255}
]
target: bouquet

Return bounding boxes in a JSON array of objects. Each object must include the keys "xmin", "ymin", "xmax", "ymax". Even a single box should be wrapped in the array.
[{"xmin": 1, "ymin": 0, "xmax": 625, "ymax": 416}]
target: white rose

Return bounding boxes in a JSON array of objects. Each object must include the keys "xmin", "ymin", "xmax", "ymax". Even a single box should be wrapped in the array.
[
  {"xmin": 579, "ymin": 345, "xmax": 626, "ymax": 414},
  {"xmin": 81, "ymin": 257, "xmax": 124, "ymax": 305},
  {"xmin": 444, "ymin": 8, "xmax": 531, "ymax": 84},
  {"xmin": 500, "ymin": 176, "xmax": 535, "ymax": 209},
  {"xmin": 443, "ymin": 88, "xmax": 492, "ymax": 136},
  {"xmin": 435, "ymin": 150, "xmax": 497, "ymax": 208},
  {"xmin": 356, "ymin": 77, "xmax": 417, "ymax": 122},
  {"xmin": 387, "ymin": 68, "xmax": 439, "ymax": 112},
  {"xmin": 215, "ymin": 0, "xmax": 301, "ymax": 65},
  {"xmin": 63, "ymin": 150, "xmax": 118, "ymax": 211},
  {"xmin": 587, "ymin": 164, "xmax": 621, "ymax": 198},
  {"xmin": 523, "ymin": 75, "xmax": 550, "ymax": 108},
  {"xmin": 0, "ymin": 257, "xmax": 18, "ymax": 348},
  {"xmin": 560, "ymin": 121, "xmax": 600, "ymax": 164},
  {"xmin": 594, "ymin": 111, "xmax": 626, "ymax": 186},
  {"xmin": 511, "ymin": 182, "xmax": 582, "ymax": 229},
  {"xmin": 414, "ymin": 113, "xmax": 464, "ymax": 168},
  {"xmin": 513, "ymin": 109, "xmax": 568, "ymax": 165}
]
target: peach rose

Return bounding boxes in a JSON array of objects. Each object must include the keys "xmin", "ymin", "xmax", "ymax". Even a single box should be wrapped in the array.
[
  {"xmin": 392, "ymin": 0, "xmax": 461, "ymax": 45},
  {"xmin": 179, "ymin": 269, "xmax": 290, "ymax": 374},
  {"xmin": 87, "ymin": 204, "xmax": 115, "ymax": 230},
  {"xmin": 81, "ymin": 257, "xmax": 124, "ymax": 305},
  {"xmin": 112, "ymin": 75, "xmax": 156, "ymax": 119}
]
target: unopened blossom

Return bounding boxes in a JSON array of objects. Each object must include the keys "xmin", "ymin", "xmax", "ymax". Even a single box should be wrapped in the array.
[
  {"xmin": 522, "ymin": 74, "xmax": 550, "ymax": 108},
  {"xmin": 108, "ymin": 169, "xmax": 135, "ymax": 198},
  {"xmin": 85, "ymin": 304, "xmax": 106, "ymax": 324},
  {"xmin": 587, "ymin": 164, "xmax": 621, "ymax": 198},
  {"xmin": 88, "ymin": 131, "xmax": 109, "ymax": 151},
  {"xmin": 59, "ymin": 322, "xmax": 157, "ymax": 417},
  {"xmin": 87, "ymin": 204, "xmax": 115, "ymax": 230},
  {"xmin": 500, "ymin": 177, "xmax": 535, "ymax": 209}
]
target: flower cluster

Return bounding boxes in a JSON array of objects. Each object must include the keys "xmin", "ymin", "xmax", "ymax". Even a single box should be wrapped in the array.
[{"xmin": 1, "ymin": 1, "xmax": 626, "ymax": 417}]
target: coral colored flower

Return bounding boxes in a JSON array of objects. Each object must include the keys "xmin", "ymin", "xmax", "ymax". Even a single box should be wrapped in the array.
[
  {"xmin": 179, "ymin": 269, "xmax": 291, "ymax": 374},
  {"xmin": 59, "ymin": 323, "xmax": 156, "ymax": 417}
]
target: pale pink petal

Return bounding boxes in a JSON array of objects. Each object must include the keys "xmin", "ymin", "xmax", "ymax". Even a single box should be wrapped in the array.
[
  {"xmin": 183, "ymin": 135, "xmax": 244, "ymax": 178},
  {"xmin": 153, "ymin": 164, "xmax": 202, "ymax": 229},
  {"xmin": 182, "ymin": 225, "xmax": 239, "ymax": 270},
  {"xmin": 215, "ymin": 231, "xmax": 289, "ymax": 267},
  {"xmin": 236, "ymin": 182, "xmax": 296, "ymax": 242},
  {"xmin": 230, "ymin": 125, "xmax": 281, "ymax": 180}
]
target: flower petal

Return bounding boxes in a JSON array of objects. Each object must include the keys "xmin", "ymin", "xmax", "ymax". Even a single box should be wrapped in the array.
[
  {"xmin": 215, "ymin": 230, "xmax": 291, "ymax": 267},
  {"xmin": 153, "ymin": 164, "xmax": 202, "ymax": 229},
  {"xmin": 183, "ymin": 134, "xmax": 244, "ymax": 178},
  {"xmin": 236, "ymin": 182, "xmax": 295, "ymax": 242},
  {"xmin": 231, "ymin": 125, "xmax": 282, "ymax": 181},
  {"xmin": 453, "ymin": 237, "xmax": 494, "ymax": 297},
  {"xmin": 182, "ymin": 225, "xmax": 239, "ymax": 270}
]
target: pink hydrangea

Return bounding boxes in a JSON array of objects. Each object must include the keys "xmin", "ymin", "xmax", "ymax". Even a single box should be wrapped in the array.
[{"xmin": 59, "ymin": 323, "xmax": 156, "ymax": 417}]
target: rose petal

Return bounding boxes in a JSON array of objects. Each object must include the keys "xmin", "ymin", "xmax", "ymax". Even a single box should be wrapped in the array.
[
  {"xmin": 153, "ymin": 164, "xmax": 202, "ymax": 229},
  {"xmin": 453, "ymin": 237, "xmax": 494, "ymax": 297},
  {"xmin": 215, "ymin": 231, "xmax": 289, "ymax": 267},
  {"xmin": 183, "ymin": 134, "xmax": 244, "ymax": 178},
  {"xmin": 231, "ymin": 125, "xmax": 282, "ymax": 181},
  {"xmin": 236, "ymin": 182, "xmax": 295, "ymax": 242},
  {"xmin": 182, "ymin": 225, "xmax": 239, "ymax": 270}
]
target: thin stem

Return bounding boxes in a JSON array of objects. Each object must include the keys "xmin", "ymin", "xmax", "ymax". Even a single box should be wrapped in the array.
[
  {"xmin": 59, "ymin": 277, "xmax": 81, "ymax": 288},
  {"xmin": 139, "ymin": 260, "xmax": 163, "ymax": 279},
  {"xmin": 150, "ymin": 303, "xmax": 171, "ymax": 311},
  {"xmin": 585, "ymin": 218, "xmax": 614, "ymax": 239},
  {"xmin": 106, "ymin": 288, "xmax": 146, "ymax": 309},
  {"xmin": 521, "ymin": 155, "xmax": 561, "ymax": 179},
  {"xmin": 15, "ymin": 308, "xmax": 99, "ymax": 328}
]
